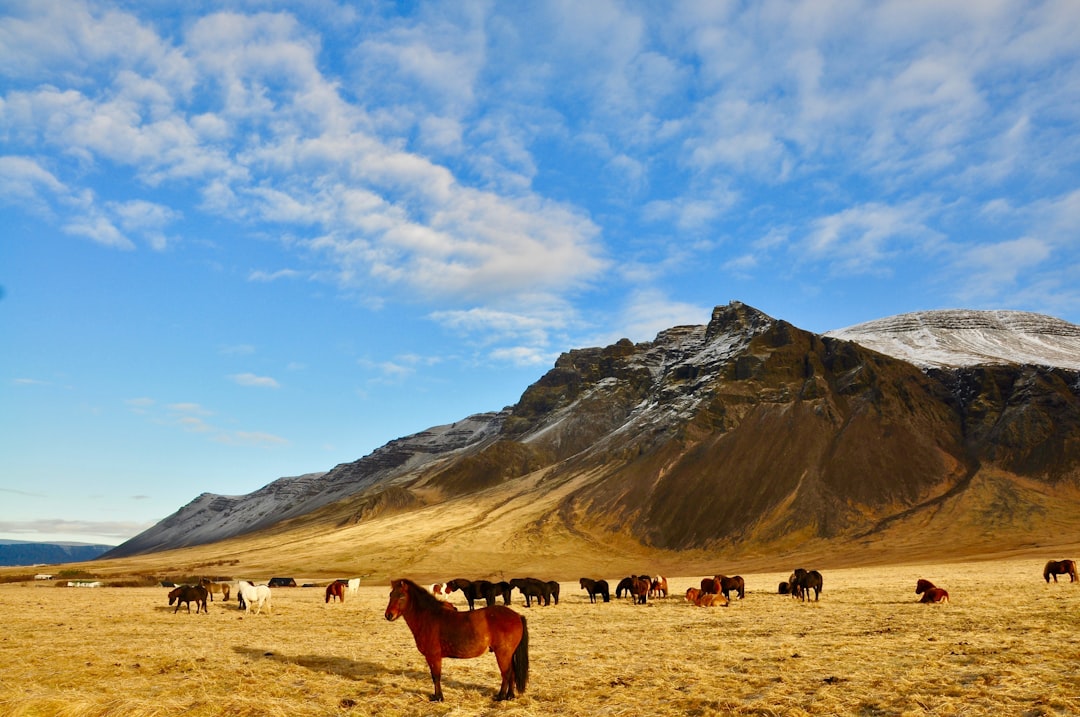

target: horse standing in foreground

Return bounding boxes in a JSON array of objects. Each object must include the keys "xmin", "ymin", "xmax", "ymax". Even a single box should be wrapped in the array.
[
  {"xmin": 385, "ymin": 578, "xmax": 528, "ymax": 702},
  {"xmin": 1043, "ymin": 559, "xmax": 1078, "ymax": 583},
  {"xmin": 916, "ymin": 579, "xmax": 949, "ymax": 604},
  {"xmin": 168, "ymin": 585, "xmax": 208, "ymax": 614}
]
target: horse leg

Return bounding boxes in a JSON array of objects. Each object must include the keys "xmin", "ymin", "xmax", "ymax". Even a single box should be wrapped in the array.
[
  {"xmin": 425, "ymin": 654, "xmax": 444, "ymax": 702},
  {"xmin": 495, "ymin": 649, "xmax": 515, "ymax": 701}
]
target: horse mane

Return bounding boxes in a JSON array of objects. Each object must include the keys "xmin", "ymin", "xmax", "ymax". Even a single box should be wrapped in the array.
[{"xmin": 396, "ymin": 578, "xmax": 445, "ymax": 613}]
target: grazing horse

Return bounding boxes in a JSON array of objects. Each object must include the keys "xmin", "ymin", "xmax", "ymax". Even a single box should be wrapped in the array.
[
  {"xmin": 789, "ymin": 569, "xmax": 823, "ymax": 602},
  {"xmin": 347, "ymin": 578, "xmax": 361, "ymax": 596},
  {"xmin": 385, "ymin": 578, "xmax": 528, "ymax": 702},
  {"xmin": 326, "ymin": 581, "xmax": 346, "ymax": 603},
  {"xmin": 649, "ymin": 575, "xmax": 668, "ymax": 599},
  {"xmin": 716, "ymin": 574, "xmax": 745, "ymax": 600},
  {"xmin": 615, "ymin": 577, "xmax": 635, "ymax": 599},
  {"xmin": 1043, "ymin": 559, "xmax": 1078, "ymax": 583},
  {"xmin": 509, "ymin": 578, "xmax": 551, "ymax": 607},
  {"xmin": 579, "ymin": 578, "xmax": 610, "ymax": 603},
  {"xmin": 700, "ymin": 576, "xmax": 722, "ymax": 595},
  {"xmin": 916, "ymin": 579, "xmax": 950, "ymax": 604},
  {"xmin": 168, "ymin": 585, "xmax": 208, "ymax": 614},
  {"xmin": 447, "ymin": 578, "xmax": 498, "ymax": 610},
  {"xmin": 778, "ymin": 581, "xmax": 790, "ymax": 595},
  {"xmin": 629, "ymin": 576, "xmax": 650, "ymax": 604},
  {"xmin": 546, "ymin": 581, "xmax": 561, "ymax": 605},
  {"xmin": 237, "ymin": 581, "xmax": 272, "ymax": 615},
  {"xmin": 199, "ymin": 578, "xmax": 230, "ymax": 602}
]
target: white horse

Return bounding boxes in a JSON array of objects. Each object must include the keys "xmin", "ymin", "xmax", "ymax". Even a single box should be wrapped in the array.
[
  {"xmin": 347, "ymin": 577, "xmax": 360, "ymax": 597},
  {"xmin": 237, "ymin": 581, "xmax": 272, "ymax": 615}
]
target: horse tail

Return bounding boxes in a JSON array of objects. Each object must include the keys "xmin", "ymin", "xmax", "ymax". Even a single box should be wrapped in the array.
[{"xmin": 512, "ymin": 615, "xmax": 529, "ymax": 695}]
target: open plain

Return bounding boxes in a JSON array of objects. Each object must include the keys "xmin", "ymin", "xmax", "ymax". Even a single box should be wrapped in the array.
[{"xmin": 2, "ymin": 558, "xmax": 1079, "ymax": 716}]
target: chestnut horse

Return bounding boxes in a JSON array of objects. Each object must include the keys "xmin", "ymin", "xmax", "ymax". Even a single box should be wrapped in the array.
[
  {"xmin": 684, "ymin": 586, "xmax": 727, "ymax": 607},
  {"xmin": 649, "ymin": 575, "xmax": 668, "ymax": 598},
  {"xmin": 915, "ymin": 579, "xmax": 949, "ymax": 604},
  {"xmin": 1043, "ymin": 559, "xmax": 1078, "ymax": 583},
  {"xmin": 326, "ymin": 581, "xmax": 345, "ymax": 603},
  {"xmin": 385, "ymin": 578, "xmax": 528, "ymax": 702}
]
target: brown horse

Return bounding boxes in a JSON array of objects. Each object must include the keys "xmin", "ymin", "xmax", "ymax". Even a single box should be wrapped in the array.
[
  {"xmin": 649, "ymin": 575, "xmax": 668, "ymax": 598},
  {"xmin": 168, "ymin": 585, "xmax": 208, "ymax": 614},
  {"xmin": 695, "ymin": 592, "xmax": 729, "ymax": 607},
  {"xmin": 700, "ymin": 576, "xmax": 721, "ymax": 594},
  {"xmin": 715, "ymin": 574, "xmax": 745, "ymax": 599},
  {"xmin": 1043, "ymin": 559, "xmax": 1078, "ymax": 583},
  {"xmin": 385, "ymin": 578, "xmax": 528, "ymax": 702},
  {"xmin": 326, "ymin": 581, "xmax": 345, "ymax": 603},
  {"xmin": 915, "ymin": 579, "xmax": 949, "ymax": 604},
  {"xmin": 199, "ymin": 578, "xmax": 230, "ymax": 602}
]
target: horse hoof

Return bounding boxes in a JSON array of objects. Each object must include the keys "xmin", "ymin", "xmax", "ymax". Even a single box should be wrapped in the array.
[{"xmin": 429, "ymin": 695, "xmax": 443, "ymax": 702}]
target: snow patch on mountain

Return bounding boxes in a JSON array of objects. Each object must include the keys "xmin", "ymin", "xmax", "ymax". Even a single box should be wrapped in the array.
[{"xmin": 826, "ymin": 310, "xmax": 1080, "ymax": 370}]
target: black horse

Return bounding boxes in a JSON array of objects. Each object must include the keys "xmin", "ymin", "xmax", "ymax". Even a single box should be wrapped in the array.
[
  {"xmin": 717, "ymin": 574, "xmax": 745, "ymax": 600},
  {"xmin": 788, "ymin": 568, "xmax": 823, "ymax": 602},
  {"xmin": 492, "ymin": 580, "xmax": 514, "ymax": 605},
  {"xmin": 446, "ymin": 578, "xmax": 498, "ymax": 610},
  {"xmin": 509, "ymin": 577, "xmax": 552, "ymax": 607},
  {"xmin": 579, "ymin": 578, "xmax": 610, "ymax": 603},
  {"xmin": 546, "ymin": 581, "xmax": 560, "ymax": 605}
]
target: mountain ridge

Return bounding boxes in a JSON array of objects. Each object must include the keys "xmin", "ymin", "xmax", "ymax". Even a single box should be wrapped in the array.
[{"xmin": 103, "ymin": 302, "xmax": 1080, "ymax": 569}]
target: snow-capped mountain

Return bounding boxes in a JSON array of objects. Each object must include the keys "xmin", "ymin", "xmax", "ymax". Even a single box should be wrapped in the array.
[
  {"xmin": 106, "ymin": 302, "xmax": 1080, "ymax": 561},
  {"xmin": 826, "ymin": 310, "xmax": 1080, "ymax": 370}
]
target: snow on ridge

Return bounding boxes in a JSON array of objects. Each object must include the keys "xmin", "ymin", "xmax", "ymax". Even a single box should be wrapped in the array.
[{"xmin": 826, "ymin": 309, "xmax": 1080, "ymax": 370}]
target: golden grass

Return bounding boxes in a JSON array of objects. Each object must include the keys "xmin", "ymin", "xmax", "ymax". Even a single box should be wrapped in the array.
[{"xmin": 3, "ymin": 558, "xmax": 1079, "ymax": 716}]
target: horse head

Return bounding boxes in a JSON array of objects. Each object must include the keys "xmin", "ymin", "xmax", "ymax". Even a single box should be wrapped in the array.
[{"xmin": 385, "ymin": 579, "xmax": 409, "ymax": 621}]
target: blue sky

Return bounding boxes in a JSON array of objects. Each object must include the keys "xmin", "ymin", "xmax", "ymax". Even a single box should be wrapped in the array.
[{"xmin": 2, "ymin": 1, "xmax": 1079, "ymax": 546}]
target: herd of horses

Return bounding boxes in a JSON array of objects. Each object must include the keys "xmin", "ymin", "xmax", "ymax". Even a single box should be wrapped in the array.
[{"xmin": 160, "ymin": 558, "xmax": 1078, "ymax": 702}]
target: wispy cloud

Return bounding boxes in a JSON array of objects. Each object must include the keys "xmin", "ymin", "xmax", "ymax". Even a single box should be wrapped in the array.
[
  {"xmin": 228, "ymin": 373, "xmax": 280, "ymax": 388},
  {"xmin": 0, "ymin": 518, "xmax": 154, "ymax": 541}
]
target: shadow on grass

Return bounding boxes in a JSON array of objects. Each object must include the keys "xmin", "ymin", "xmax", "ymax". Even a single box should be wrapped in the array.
[{"xmin": 231, "ymin": 645, "xmax": 494, "ymax": 698}]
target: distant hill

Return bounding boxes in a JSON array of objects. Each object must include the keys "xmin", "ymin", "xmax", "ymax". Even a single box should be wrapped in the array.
[
  {"xmin": 104, "ymin": 301, "xmax": 1080, "ymax": 575},
  {"xmin": 0, "ymin": 541, "xmax": 114, "ymax": 567}
]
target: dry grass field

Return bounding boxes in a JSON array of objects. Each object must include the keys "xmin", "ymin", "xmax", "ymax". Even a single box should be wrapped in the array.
[{"xmin": 2, "ymin": 558, "xmax": 1079, "ymax": 716}]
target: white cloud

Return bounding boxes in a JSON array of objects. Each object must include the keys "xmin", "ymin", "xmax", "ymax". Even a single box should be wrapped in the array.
[{"xmin": 229, "ymin": 373, "xmax": 280, "ymax": 388}]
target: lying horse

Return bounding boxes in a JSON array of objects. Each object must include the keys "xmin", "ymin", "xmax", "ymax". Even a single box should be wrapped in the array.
[
  {"xmin": 168, "ymin": 585, "xmax": 208, "ymax": 614},
  {"xmin": 716, "ymin": 574, "xmax": 745, "ymax": 600},
  {"xmin": 916, "ymin": 578, "xmax": 949, "ymax": 604},
  {"xmin": 385, "ymin": 578, "xmax": 528, "ymax": 702},
  {"xmin": 237, "ymin": 581, "xmax": 272, "ymax": 615},
  {"xmin": 579, "ymin": 578, "xmax": 610, "ymax": 603},
  {"xmin": 509, "ymin": 578, "xmax": 551, "ymax": 607},
  {"xmin": 326, "ymin": 581, "xmax": 346, "ymax": 603},
  {"xmin": 685, "ymin": 586, "xmax": 727, "ymax": 607},
  {"xmin": 1044, "ymin": 559, "xmax": 1078, "ymax": 583},
  {"xmin": 199, "ymin": 578, "xmax": 230, "ymax": 602}
]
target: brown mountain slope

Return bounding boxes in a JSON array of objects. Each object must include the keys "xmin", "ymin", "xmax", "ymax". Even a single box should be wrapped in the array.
[{"xmin": 84, "ymin": 302, "xmax": 1080, "ymax": 580}]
